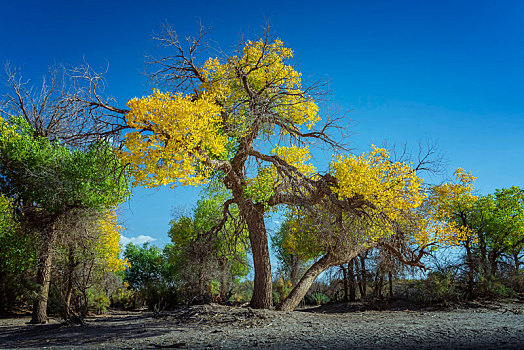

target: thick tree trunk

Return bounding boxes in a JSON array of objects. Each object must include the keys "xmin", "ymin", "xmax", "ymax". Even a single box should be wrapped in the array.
[
  {"xmin": 514, "ymin": 251, "xmax": 521, "ymax": 272},
  {"xmin": 243, "ymin": 203, "xmax": 272, "ymax": 309},
  {"xmin": 278, "ymin": 254, "xmax": 338, "ymax": 311},
  {"xmin": 218, "ymin": 259, "xmax": 229, "ymax": 301},
  {"xmin": 31, "ymin": 224, "xmax": 57, "ymax": 324}
]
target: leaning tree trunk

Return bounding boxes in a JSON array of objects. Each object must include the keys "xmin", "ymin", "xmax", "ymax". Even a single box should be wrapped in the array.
[
  {"xmin": 279, "ymin": 253, "xmax": 356, "ymax": 311},
  {"xmin": 242, "ymin": 202, "xmax": 273, "ymax": 309},
  {"xmin": 31, "ymin": 223, "xmax": 57, "ymax": 324}
]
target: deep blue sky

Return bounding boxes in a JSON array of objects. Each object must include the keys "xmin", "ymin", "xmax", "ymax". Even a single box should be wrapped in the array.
[{"xmin": 1, "ymin": 0, "xmax": 523, "ymax": 247}]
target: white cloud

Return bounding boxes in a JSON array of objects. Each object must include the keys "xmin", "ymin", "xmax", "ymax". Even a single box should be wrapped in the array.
[{"xmin": 120, "ymin": 234, "xmax": 156, "ymax": 246}]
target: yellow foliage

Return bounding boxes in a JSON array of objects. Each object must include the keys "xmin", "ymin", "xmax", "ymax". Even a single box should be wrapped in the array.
[
  {"xmin": 201, "ymin": 39, "xmax": 319, "ymax": 133},
  {"xmin": 120, "ymin": 39, "xmax": 320, "ymax": 191},
  {"xmin": 121, "ymin": 90, "xmax": 227, "ymax": 188},
  {"xmin": 95, "ymin": 208, "xmax": 128, "ymax": 273},
  {"xmin": 418, "ymin": 168, "xmax": 478, "ymax": 247},
  {"xmin": 272, "ymin": 145, "xmax": 316, "ymax": 176},
  {"xmin": 331, "ymin": 146, "xmax": 425, "ymax": 223}
]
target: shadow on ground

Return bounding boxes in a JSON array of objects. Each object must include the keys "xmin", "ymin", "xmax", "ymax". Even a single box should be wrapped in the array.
[{"xmin": 0, "ymin": 312, "xmax": 170, "ymax": 348}]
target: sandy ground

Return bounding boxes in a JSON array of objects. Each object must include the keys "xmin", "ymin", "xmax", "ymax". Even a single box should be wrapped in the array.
[{"xmin": 1, "ymin": 301, "xmax": 523, "ymax": 349}]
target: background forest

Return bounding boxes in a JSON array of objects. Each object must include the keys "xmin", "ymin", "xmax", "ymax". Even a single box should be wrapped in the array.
[{"xmin": 0, "ymin": 19, "xmax": 523, "ymax": 324}]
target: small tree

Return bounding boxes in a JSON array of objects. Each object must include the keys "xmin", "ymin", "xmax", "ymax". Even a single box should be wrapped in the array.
[{"xmin": 167, "ymin": 185, "xmax": 249, "ymax": 301}]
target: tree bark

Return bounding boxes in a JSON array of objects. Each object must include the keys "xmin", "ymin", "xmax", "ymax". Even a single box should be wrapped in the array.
[
  {"xmin": 348, "ymin": 259, "xmax": 356, "ymax": 302},
  {"xmin": 278, "ymin": 253, "xmax": 358, "ymax": 312},
  {"xmin": 359, "ymin": 255, "xmax": 367, "ymax": 300},
  {"xmin": 341, "ymin": 264, "xmax": 348, "ymax": 302},
  {"xmin": 514, "ymin": 251, "xmax": 521, "ymax": 272},
  {"xmin": 242, "ymin": 203, "xmax": 273, "ymax": 309},
  {"xmin": 464, "ymin": 238, "xmax": 475, "ymax": 301},
  {"xmin": 478, "ymin": 231, "xmax": 489, "ymax": 278},
  {"xmin": 388, "ymin": 271, "xmax": 393, "ymax": 298},
  {"xmin": 290, "ymin": 255, "xmax": 299, "ymax": 287},
  {"xmin": 218, "ymin": 259, "xmax": 229, "ymax": 301},
  {"xmin": 31, "ymin": 223, "xmax": 57, "ymax": 324},
  {"xmin": 64, "ymin": 245, "xmax": 76, "ymax": 316},
  {"xmin": 278, "ymin": 254, "xmax": 337, "ymax": 311}
]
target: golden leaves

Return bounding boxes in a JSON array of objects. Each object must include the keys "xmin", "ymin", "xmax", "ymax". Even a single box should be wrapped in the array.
[
  {"xmin": 418, "ymin": 168, "xmax": 478, "ymax": 247},
  {"xmin": 331, "ymin": 146, "xmax": 425, "ymax": 222},
  {"xmin": 95, "ymin": 208, "xmax": 128, "ymax": 273},
  {"xmin": 121, "ymin": 90, "xmax": 227, "ymax": 188}
]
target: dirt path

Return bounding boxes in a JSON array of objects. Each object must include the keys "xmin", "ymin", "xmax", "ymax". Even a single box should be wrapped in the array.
[{"xmin": 1, "ymin": 301, "xmax": 523, "ymax": 349}]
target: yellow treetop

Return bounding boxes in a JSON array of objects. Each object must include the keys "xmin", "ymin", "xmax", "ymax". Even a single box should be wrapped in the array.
[
  {"xmin": 200, "ymin": 39, "xmax": 320, "ymax": 135},
  {"xmin": 121, "ymin": 39, "xmax": 320, "ymax": 192},
  {"xmin": 418, "ymin": 168, "xmax": 478, "ymax": 247},
  {"xmin": 331, "ymin": 146, "xmax": 425, "ymax": 223}
]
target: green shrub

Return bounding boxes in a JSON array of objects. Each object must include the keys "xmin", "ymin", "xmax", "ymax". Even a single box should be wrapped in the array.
[
  {"xmin": 142, "ymin": 284, "xmax": 181, "ymax": 311},
  {"xmin": 111, "ymin": 284, "xmax": 138, "ymax": 309},
  {"xmin": 272, "ymin": 278, "xmax": 293, "ymax": 305},
  {"xmin": 400, "ymin": 272, "xmax": 465, "ymax": 304},
  {"xmin": 87, "ymin": 288, "xmax": 110, "ymax": 314},
  {"xmin": 306, "ymin": 292, "xmax": 330, "ymax": 305},
  {"xmin": 476, "ymin": 277, "xmax": 518, "ymax": 299}
]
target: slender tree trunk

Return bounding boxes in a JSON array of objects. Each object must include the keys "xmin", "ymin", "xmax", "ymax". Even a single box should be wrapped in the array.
[
  {"xmin": 65, "ymin": 245, "xmax": 76, "ymax": 316},
  {"xmin": 290, "ymin": 255, "xmax": 299, "ymax": 286},
  {"xmin": 348, "ymin": 259, "xmax": 356, "ymax": 302},
  {"xmin": 242, "ymin": 203, "xmax": 272, "ymax": 309},
  {"xmin": 31, "ymin": 224, "xmax": 57, "ymax": 324},
  {"xmin": 478, "ymin": 232, "xmax": 489, "ymax": 278},
  {"xmin": 341, "ymin": 264, "xmax": 348, "ymax": 302},
  {"xmin": 514, "ymin": 251, "xmax": 521, "ymax": 272},
  {"xmin": 388, "ymin": 271, "xmax": 393, "ymax": 298},
  {"xmin": 355, "ymin": 258, "xmax": 363, "ymax": 299},
  {"xmin": 359, "ymin": 255, "xmax": 367, "ymax": 300},
  {"xmin": 375, "ymin": 274, "xmax": 384, "ymax": 299},
  {"xmin": 465, "ymin": 238, "xmax": 475, "ymax": 301},
  {"xmin": 279, "ymin": 254, "xmax": 342, "ymax": 311}
]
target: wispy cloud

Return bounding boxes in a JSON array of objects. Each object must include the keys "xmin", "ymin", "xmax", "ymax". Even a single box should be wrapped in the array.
[{"xmin": 120, "ymin": 235, "xmax": 156, "ymax": 246}]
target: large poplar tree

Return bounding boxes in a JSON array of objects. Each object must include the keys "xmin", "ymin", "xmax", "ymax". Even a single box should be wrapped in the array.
[{"xmin": 120, "ymin": 26, "xmax": 429, "ymax": 309}]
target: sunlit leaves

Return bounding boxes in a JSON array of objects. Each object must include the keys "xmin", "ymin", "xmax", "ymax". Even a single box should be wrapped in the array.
[
  {"xmin": 122, "ymin": 90, "xmax": 227, "ymax": 188},
  {"xmin": 331, "ymin": 146, "xmax": 425, "ymax": 222},
  {"xmin": 0, "ymin": 116, "xmax": 130, "ymax": 213},
  {"xmin": 121, "ymin": 39, "xmax": 320, "ymax": 191},
  {"xmin": 420, "ymin": 168, "xmax": 478, "ymax": 247},
  {"xmin": 94, "ymin": 208, "xmax": 128, "ymax": 273}
]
